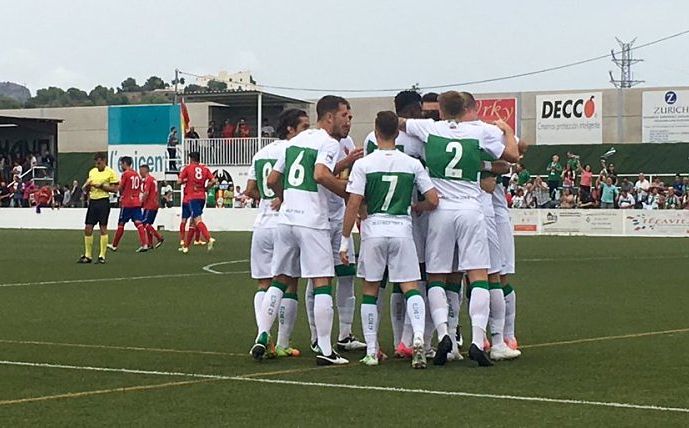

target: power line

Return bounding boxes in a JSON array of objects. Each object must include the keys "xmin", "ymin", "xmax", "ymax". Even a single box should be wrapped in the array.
[{"xmin": 248, "ymin": 28, "xmax": 689, "ymax": 94}]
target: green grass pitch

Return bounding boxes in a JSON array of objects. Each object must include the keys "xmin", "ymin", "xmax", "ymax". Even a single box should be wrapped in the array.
[{"xmin": 0, "ymin": 229, "xmax": 688, "ymax": 426}]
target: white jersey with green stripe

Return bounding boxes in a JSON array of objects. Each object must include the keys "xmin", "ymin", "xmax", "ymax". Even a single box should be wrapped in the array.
[
  {"xmin": 364, "ymin": 130, "xmax": 425, "ymax": 160},
  {"xmin": 248, "ymin": 139, "xmax": 286, "ymax": 229},
  {"xmin": 492, "ymin": 184, "xmax": 511, "ymax": 223},
  {"xmin": 347, "ymin": 148, "xmax": 434, "ymax": 239},
  {"xmin": 325, "ymin": 136, "xmax": 355, "ymax": 223},
  {"xmin": 405, "ymin": 119, "xmax": 505, "ymax": 209},
  {"xmin": 273, "ymin": 128, "xmax": 340, "ymax": 230}
]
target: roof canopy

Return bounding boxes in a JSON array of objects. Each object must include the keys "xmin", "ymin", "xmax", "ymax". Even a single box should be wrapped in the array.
[{"xmin": 182, "ymin": 90, "xmax": 310, "ymax": 108}]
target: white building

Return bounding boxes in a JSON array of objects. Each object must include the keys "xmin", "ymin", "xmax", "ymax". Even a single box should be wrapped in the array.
[{"xmin": 196, "ymin": 70, "xmax": 258, "ymax": 91}]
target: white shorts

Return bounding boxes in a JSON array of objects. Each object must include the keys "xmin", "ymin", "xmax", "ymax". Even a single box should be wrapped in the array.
[
  {"xmin": 485, "ymin": 215, "xmax": 502, "ymax": 275},
  {"xmin": 496, "ymin": 220, "xmax": 516, "ymax": 275},
  {"xmin": 329, "ymin": 221, "xmax": 356, "ymax": 273},
  {"xmin": 412, "ymin": 212, "xmax": 429, "ymax": 264},
  {"xmin": 271, "ymin": 224, "xmax": 335, "ymax": 279},
  {"xmin": 358, "ymin": 237, "xmax": 420, "ymax": 283},
  {"xmin": 250, "ymin": 227, "xmax": 275, "ymax": 279},
  {"xmin": 425, "ymin": 208, "xmax": 490, "ymax": 274}
]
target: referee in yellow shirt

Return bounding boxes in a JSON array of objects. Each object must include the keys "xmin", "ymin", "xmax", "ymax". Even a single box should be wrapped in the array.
[{"xmin": 78, "ymin": 152, "xmax": 119, "ymax": 264}]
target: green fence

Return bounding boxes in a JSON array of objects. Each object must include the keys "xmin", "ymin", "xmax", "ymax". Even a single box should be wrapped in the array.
[{"xmin": 56, "ymin": 153, "xmax": 94, "ymax": 185}]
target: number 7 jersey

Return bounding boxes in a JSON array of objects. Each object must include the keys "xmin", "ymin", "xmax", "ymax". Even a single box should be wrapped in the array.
[
  {"xmin": 248, "ymin": 139, "xmax": 285, "ymax": 228},
  {"xmin": 273, "ymin": 128, "xmax": 340, "ymax": 230},
  {"xmin": 347, "ymin": 149, "xmax": 434, "ymax": 239}
]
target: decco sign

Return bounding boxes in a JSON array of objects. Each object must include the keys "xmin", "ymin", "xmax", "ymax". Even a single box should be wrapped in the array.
[
  {"xmin": 541, "ymin": 96, "xmax": 596, "ymax": 119},
  {"xmin": 536, "ymin": 92, "xmax": 603, "ymax": 145}
]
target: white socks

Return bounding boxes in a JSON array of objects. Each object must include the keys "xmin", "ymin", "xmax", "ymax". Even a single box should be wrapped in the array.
[
  {"xmin": 504, "ymin": 287, "xmax": 517, "ymax": 340},
  {"xmin": 256, "ymin": 283, "xmax": 285, "ymax": 340},
  {"xmin": 469, "ymin": 284, "xmax": 490, "ymax": 348},
  {"xmin": 361, "ymin": 296, "xmax": 379, "ymax": 356},
  {"xmin": 390, "ymin": 288, "xmax": 405, "ymax": 346},
  {"xmin": 253, "ymin": 290, "xmax": 265, "ymax": 330},
  {"xmin": 305, "ymin": 279, "xmax": 317, "ymax": 343},
  {"xmin": 418, "ymin": 281, "xmax": 434, "ymax": 350},
  {"xmin": 336, "ymin": 275, "xmax": 355, "ymax": 341},
  {"xmin": 277, "ymin": 293, "xmax": 298, "ymax": 349},
  {"xmin": 314, "ymin": 288, "xmax": 334, "ymax": 356},
  {"xmin": 488, "ymin": 286, "xmax": 506, "ymax": 346},
  {"xmin": 446, "ymin": 286, "xmax": 460, "ymax": 351},
  {"xmin": 405, "ymin": 293, "xmax": 426, "ymax": 337},
  {"xmin": 427, "ymin": 283, "xmax": 449, "ymax": 338}
]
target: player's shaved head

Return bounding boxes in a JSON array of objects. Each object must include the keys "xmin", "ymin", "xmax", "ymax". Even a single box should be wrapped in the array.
[
  {"xmin": 188, "ymin": 152, "xmax": 200, "ymax": 163},
  {"xmin": 394, "ymin": 91, "xmax": 422, "ymax": 118},
  {"xmin": 316, "ymin": 95, "xmax": 350, "ymax": 121},
  {"xmin": 438, "ymin": 91, "xmax": 465, "ymax": 119},
  {"xmin": 375, "ymin": 111, "xmax": 399, "ymax": 141},
  {"xmin": 277, "ymin": 108, "xmax": 309, "ymax": 140}
]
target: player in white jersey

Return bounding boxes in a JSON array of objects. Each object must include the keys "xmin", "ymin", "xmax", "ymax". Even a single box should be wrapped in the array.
[
  {"xmin": 364, "ymin": 91, "xmax": 434, "ymax": 359},
  {"xmin": 245, "ymin": 109, "xmax": 310, "ymax": 358},
  {"xmin": 304, "ymin": 132, "xmax": 366, "ymax": 354},
  {"xmin": 340, "ymin": 111, "xmax": 439, "ymax": 368},
  {"xmin": 399, "ymin": 90, "xmax": 520, "ymax": 366},
  {"xmin": 250, "ymin": 96, "xmax": 352, "ymax": 366}
]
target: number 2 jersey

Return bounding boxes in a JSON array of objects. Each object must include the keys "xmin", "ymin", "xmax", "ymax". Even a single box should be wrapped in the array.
[
  {"xmin": 405, "ymin": 119, "xmax": 505, "ymax": 209},
  {"xmin": 273, "ymin": 128, "xmax": 340, "ymax": 230},
  {"xmin": 248, "ymin": 139, "xmax": 286, "ymax": 229},
  {"xmin": 347, "ymin": 149, "xmax": 434, "ymax": 239}
]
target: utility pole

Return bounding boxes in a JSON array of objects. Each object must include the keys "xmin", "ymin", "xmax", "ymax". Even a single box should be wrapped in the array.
[
  {"xmin": 173, "ymin": 68, "xmax": 179, "ymax": 105},
  {"xmin": 609, "ymin": 38, "xmax": 644, "ymax": 144}
]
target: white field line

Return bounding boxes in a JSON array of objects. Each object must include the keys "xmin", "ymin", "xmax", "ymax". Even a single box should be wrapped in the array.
[
  {"xmin": 0, "ymin": 360, "xmax": 687, "ymax": 414},
  {"xmin": 519, "ymin": 254, "xmax": 689, "ymax": 262},
  {"xmin": 202, "ymin": 259, "xmax": 249, "ymax": 275},
  {"xmin": 520, "ymin": 327, "xmax": 689, "ymax": 349}
]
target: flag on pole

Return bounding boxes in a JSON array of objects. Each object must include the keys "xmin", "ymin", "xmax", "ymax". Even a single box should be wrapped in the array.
[{"xmin": 180, "ymin": 97, "xmax": 191, "ymax": 134}]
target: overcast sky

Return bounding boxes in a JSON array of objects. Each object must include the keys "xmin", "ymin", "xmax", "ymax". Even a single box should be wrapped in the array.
[{"xmin": 2, "ymin": 0, "xmax": 688, "ymax": 99}]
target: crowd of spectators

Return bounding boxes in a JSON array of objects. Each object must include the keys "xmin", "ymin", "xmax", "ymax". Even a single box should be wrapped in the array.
[
  {"xmin": 507, "ymin": 153, "xmax": 689, "ymax": 210},
  {"xmin": 205, "ymin": 183, "xmax": 257, "ymax": 208}
]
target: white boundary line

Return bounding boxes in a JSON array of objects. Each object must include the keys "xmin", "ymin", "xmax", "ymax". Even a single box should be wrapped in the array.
[
  {"xmin": 519, "ymin": 254, "xmax": 689, "ymax": 262},
  {"xmin": 0, "ymin": 360, "xmax": 687, "ymax": 414},
  {"xmin": 202, "ymin": 259, "xmax": 249, "ymax": 275}
]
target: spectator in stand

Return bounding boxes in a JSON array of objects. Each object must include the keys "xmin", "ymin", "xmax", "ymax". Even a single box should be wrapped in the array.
[
  {"xmin": 261, "ymin": 119, "xmax": 275, "ymax": 137},
  {"xmin": 566, "ymin": 152, "xmax": 581, "ymax": 172},
  {"xmin": 23, "ymin": 179, "xmax": 37, "ymax": 207},
  {"xmin": 533, "ymin": 176, "xmax": 552, "ymax": 208},
  {"xmin": 29, "ymin": 152, "xmax": 38, "ymax": 169},
  {"xmin": 617, "ymin": 188, "xmax": 635, "ymax": 209},
  {"xmin": 12, "ymin": 161, "xmax": 22, "ymax": 178},
  {"xmin": 619, "ymin": 177, "xmax": 633, "ymax": 193},
  {"xmin": 69, "ymin": 180, "xmax": 83, "ymax": 207},
  {"xmin": 562, "ymin": 163, "xmax": 575, "ymax": 192},
  {"xmin": 236, "ymin": 118, "xmax": 251, "ymax": 137},
  {"xmin": 167, "ymin": 127, "xmax": 179, "ymax": 171},
  {"xmin": 511, "ymin": 188, "xmax": 525, "ymax": 208},
  {"xmin": 683, "ymin": 188, "xmax": 689, "ymax": 209},
  {"xmin": 10, "ymin": 175, "xmax": 23, "ymax": 207},
  {"xmin": 560, "ymin": 188, "xmax": 576, "ymax": 208},
  {"xmin": 53, "ymin": 184, "xmax": 64, "ymax": 207},
  {"xmin": 599, "ymin": 176, "xmax": 617, "ymax": 209},
  {"xmin": 63, "ymin": 184, "xmax": 72, "ymax": 207},
  {"xmin": 578, "ymin": 164, "xmax": 593, "ymax": 196},
  {"xmin": 221, "ymin": 119, "xmax": 235, "ymax": 138},
  {"xmin": 507, "ymin": 174, "xmax": 519, "ymax": 195},
  {"xmin": 224, "ymin": 186, "xmax": 234, "ymax": 208},
  {"xmin": 665, "ymin": 187, "xmax": 681, "ymax": 209},
  {"xmin": 43, "ymin": 149, "xmax": 55, "ymax": 173},
  {"xmin": 578, "ymin": 187, "xmax": 596, "ymax": 209},
  {"xmin": 644, "ymin": 187, "xmax": 659, "ymax": 210},
  {"xmin": 0, "ymin": 181, "xmax": 10, "ymax": 207},
  {"xmin": 634, "ymin": 173, "xmax": 650, "ymax": 204},
  {"xmin": 546, "ymin": 154, "xmax": 562, "ymax": 200},
  {"xmin": 160, "ymin": 181, "xmax": 174, "ymax": 208},
  {"xmin": 516, "ymin": 163, "xmax": 530, "ymax": 186},
  {"xmin": 185, "ymin": 126, "xmax": 200, "ymax": 139},
  {"xmin": 607, "ymin": 163, "xmax": 618, "ymax": 185},
  {"xmin": 672, "ymin": 174, "xmax": 684, "ymax": 196},
  {"xmin": 233, "ymin": 185, "xmax": 246, "ymax": 208},
  {"xmin": 523, "ymin": 182, "xmax": 536, "ymax": 208},
  {"xmin": 207, "ymin": 121, "xmax": 217, "ymax": 138}
]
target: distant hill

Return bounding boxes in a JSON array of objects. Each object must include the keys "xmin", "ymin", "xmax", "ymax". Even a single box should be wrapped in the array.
[{"xmin": 0, "ymin": 82, "xmax": 31, "ymax": 103}]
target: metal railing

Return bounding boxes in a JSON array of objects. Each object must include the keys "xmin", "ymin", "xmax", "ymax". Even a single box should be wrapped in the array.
[
  {"xmin": 183, "ymin": 138, "xmax": 277, "ymax": 166},
  {"xmin": 19, "ymin": 165, "xmax": 53, "ymax": 184}
]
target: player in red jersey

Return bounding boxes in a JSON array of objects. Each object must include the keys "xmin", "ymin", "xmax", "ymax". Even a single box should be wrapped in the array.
[
  {"xmin": 108, "ymin": 156, "xmax": 149, "ymax": 253},
  {"xmin": 34, "ymin": 185, "xmax": 54, "ymax": 213},
  {"xmin": 139, "ymin": 164, "xmax": 165, "ymax": 248},
  {"xmin": 177, "ymin": 151, "xmax": 217, "ymax": 254}
]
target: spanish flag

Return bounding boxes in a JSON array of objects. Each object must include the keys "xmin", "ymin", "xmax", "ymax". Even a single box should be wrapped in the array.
[{"xmin": 180, "ymin": 97, "xmax": 191, "ymax": 134}]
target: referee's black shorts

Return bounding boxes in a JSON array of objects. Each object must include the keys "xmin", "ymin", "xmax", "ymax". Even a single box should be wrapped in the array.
[{"xmin": 85, "ymin": 198, "xmax": 111, "ymax": 226}]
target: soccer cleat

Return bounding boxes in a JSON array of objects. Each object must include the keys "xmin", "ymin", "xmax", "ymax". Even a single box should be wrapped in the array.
[
  {"xmin": 457, "ymin": 328, "xmax": 464, "ymax": 349},
  {"xmin": 394, "ymin": 342, "xmax": 413, "ymax": 359},
  {"xmin": 505, "ymin": 337, "xmax": 519, "ymax": 351},
  {"xmin": 250, "ymin": 332, "xmax": 270, "ymax": 361},
  {"xmin": 490, "ymin": 343, "xmax": 521, "ymax": 361},
  {"xmin": 96, "ymin": 257, "xmax": 106, "ymax": 264},
  {"xmin": 433, "ymin": 334, "xmax": 452, "ymax": 366},
  {"xmin": 154, "ymin": 238, "xmax": 164, "ymax": 249},
  {"xmin": 469, "ymin": 343, "xmax": 494, "ymax": 367},
  {"xmin": 310, "ymin": 341, "xmax": 321, "ymax": 354},
  {"xmin": 264, "ymin": 342, "xmax": 277, "ymax": 359},
  {"xmin": 181, "ymin": 247, "xmax": 189, "ymax": 254},
  {"xmin": 316, "ymin": 351, "xmax": 349, "ymax": 366},
  {"xmin": 377, "ymin": 349, "xmax": 388, "ymax": 362},
  {"xmin": 275, "ymin": 345, "xmax": 301, "ymax": 358},
  {"xmin": 447, "ymin": 349, "xmax": 464, "ymax": 362},
  {"xmin": 411, "ymin": 334, "xmax": 427, "ymax": 369},
  {"xmin": 179, "ymin": 240, "xmax": 185, "ymax": 247},
  {"xmin": 77, "ymin": 256, "xmax": 92, "ymax": 264},
  {"xmin": 425, "ymin": 347, "xmax": 436, "ymax": 359},
  {"xmin": 359, "ymin": 354, "xmax": 379, "ymax": 366},
  {"xmin": 336, "ymin": 335, "xmax": 367, "ymax": 351},
  {"xmin": 207, "ymin": 238, "xmax": 216, "ymax": 251},
  {"xmin": 136, "ymin": 246, "xmax": 148, "ymax": 253},
  {"xmin": 106, "ymin": 244, "xmax": 117, "ymax": 252}
]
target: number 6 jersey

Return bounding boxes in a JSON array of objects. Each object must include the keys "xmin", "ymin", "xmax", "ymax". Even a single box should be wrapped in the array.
[
  {"xmin": 273, "ymin": 128, "xmax": 340, "ymax": 230},
  {"xmin": 248, "ymin": 139, "xmax": 286, "ymax": 229},
  {"xmin": 346, "ymin": 149, "xmax": 434, "ymax": 239}
]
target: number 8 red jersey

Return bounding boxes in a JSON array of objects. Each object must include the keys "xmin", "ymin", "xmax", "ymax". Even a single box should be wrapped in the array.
[
  {"xmin": 120, "ymin": 169, "xmax": 142, "ymax": 208},
  {"xmin": 180, "ymin": 163, "xmax": 213, "ymax": 202}
]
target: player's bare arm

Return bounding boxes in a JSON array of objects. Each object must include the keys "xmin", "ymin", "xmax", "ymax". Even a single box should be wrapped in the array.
[
  {"xmin": 266, "ymin": 170, "xmax": 284, "ymax": 201},
  {"xmin": 333, "ymin": 147, "xmax": 364, "ymax": 175},
  {"xmin": 398, "ymin": 117, "xmax": 408, "ymax": 133},
  {"xmin": 244, "ymin": 179, "xmax": 260, "ymax": 201},
  {"xmin": 480, "ymin": 176, "xmax": 498, "ymax": 193},
  {"xmin": 205, "ymin": 178, "xmax": 218, "ymax": 191},
  {"xmin": 488, "ymin": 160, "xmax": 512, "ymax": 175},
  {"xmin": 411, "ymin": 188, "xmax": 439, "ymax": 214},
  {"xmin": 493, "ymin": 119, "xmax": 519, "ymax": 163},
  {"xmin": 314, "ymin": 164, "xmax": 346, "ymax": 198},
  {"xmin": 339, "ymin": 193, "xmax": 363, "ymax": 265}
]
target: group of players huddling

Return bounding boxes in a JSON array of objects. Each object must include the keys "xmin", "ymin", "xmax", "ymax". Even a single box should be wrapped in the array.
[
  {"xmin": 77, "ymin": 151, "xmax": 217, "ymax": 264},
  {"xmin": 248, "ymin": 90, "xmax": 528, "ymax": 368}
]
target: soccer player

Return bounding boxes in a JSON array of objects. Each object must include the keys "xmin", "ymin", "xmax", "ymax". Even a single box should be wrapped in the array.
[
  {"xmin": 34, "ymin": 185, "xmax": 54, "ymax": 213},
  {"xmin": 78, "ymin": 152, "xmax": 119, "ymax": 264},
  {"xmin": 140, "ymin": 164, "xmax": 165, "ymax": 249},
  {"xmin": 178, "ymin": 152, "xmax": 217, "ymax": 253},
  {"xmin": 341, "ymin": 111, "xmax": 438, "ymax": 368},
  {"xmin": 251, "ymin": 95, "xmax": 351, "ymax": 366},
  {"xmin": 245, "ymin": 108, "xmax": 310, "ymax": 357},
  {"xmin": 108, "ymin": 156, "xmax": 149, "ymax": 253},
  {"xmin": 399, "ymin": 90, "xmax": 520, "ymax": 366}
]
